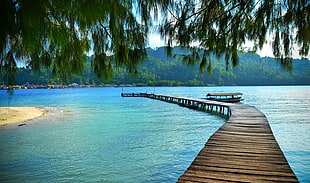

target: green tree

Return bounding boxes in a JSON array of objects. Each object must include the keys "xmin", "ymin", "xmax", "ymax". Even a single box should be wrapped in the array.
[
  {"xmin": 1, "ymin": 0, "xmax": 309, "ymax": 85},
  {"xmin": 159, "ymin": 0, "xmax": 310, "ymax": 71},
  {"xmin": 1, "ymin": 0, "xmax": 165, "ymax": 84}
]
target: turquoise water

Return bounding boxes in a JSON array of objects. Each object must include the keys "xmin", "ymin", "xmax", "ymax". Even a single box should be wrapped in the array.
[{"xmin": 0, "ymin": 86, "xmax": 309, "ymax": 182}]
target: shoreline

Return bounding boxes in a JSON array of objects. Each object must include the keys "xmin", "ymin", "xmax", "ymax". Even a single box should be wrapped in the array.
[{"xmin": 0, "ymin": 107, "xmax": 46, "ymax": 126}]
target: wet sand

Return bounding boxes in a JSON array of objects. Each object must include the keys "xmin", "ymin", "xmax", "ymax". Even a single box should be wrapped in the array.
[{"xmin": 0, "ymin": 107, "xmax": 46, "ymax": 126}]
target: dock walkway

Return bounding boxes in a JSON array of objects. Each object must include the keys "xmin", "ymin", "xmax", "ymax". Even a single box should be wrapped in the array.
[{"xmin": 122, "ymin": 93, "xmax": 298, "ymax": 182}]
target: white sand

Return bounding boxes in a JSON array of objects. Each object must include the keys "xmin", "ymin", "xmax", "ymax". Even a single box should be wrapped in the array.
[{"xmin": 0, "ymin": 107, "xmax": 46, "ymax": 126}]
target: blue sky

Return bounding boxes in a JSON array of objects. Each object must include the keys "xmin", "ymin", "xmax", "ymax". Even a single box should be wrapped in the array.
[
  {"xmin": 86, "ymin": 30, "xmax": 309, "ymax": 59},
  {"xmin": 147, "ymin": 32, "xmax": 310, "ymax": 59}
]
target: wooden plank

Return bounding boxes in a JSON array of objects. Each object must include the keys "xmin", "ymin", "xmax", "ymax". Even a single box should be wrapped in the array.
[
  {"xmin": 191, "ymin": 157, "xmax": 294, "ymax": 172},
  {"xmin": 179, "ymin": 169, "xmax": 298, "ymax": 183}
]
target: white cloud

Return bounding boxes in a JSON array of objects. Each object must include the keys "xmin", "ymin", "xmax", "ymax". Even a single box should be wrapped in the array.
[
  {"xmin": 257, "ymin": 44, "xmax": 310, "ymax": 59},
  {"xmin": 148, "ymin": 32, "xmax": 310, "ymax": 59},
  {"xmin": 147, "ymin": 32, "xmax": 166, "ymax": 48}
]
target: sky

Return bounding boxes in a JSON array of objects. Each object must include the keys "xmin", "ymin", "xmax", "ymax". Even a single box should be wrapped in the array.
[
  {"xmin": 144, "ymin": 1, "xmax": 310, "ymax": 60},
  {"xmin": 147, "ymin": 32, "xmax": 310, "ymax": 59}
]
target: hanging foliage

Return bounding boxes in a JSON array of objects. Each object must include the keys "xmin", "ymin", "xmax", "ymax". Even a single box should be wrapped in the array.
[
  {"xmin": 1, "ymin": 0, "xmax": 309, "ymax": 84},
  {"xmin": 159, "ymin": 0, "xmax": 310, "ymax": 72}
]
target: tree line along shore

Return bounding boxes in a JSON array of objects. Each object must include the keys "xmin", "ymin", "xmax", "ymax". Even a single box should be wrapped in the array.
[
  {"xmin": 0, "ymin": 83, "xmax": 139, "ymax": 90},
  {"xmin": 1, "ymin": 47, "xmax": 310, "ymax": 87}
]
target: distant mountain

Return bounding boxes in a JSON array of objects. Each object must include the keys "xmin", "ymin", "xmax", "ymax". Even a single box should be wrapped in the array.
[{"xmin": 3, "ymin": 47, "xmax": 310, "ymax": 86}]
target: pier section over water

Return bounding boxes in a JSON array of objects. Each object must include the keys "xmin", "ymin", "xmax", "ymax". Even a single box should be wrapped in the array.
[{"xmin": 122, "ymin": 93, "xmax": 298, "ymax": 182}]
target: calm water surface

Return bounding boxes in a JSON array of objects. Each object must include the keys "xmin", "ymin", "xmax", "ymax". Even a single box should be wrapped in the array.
[{"xmin": 0, "ymin": 86, "xmax": 309, "ymax": 182}]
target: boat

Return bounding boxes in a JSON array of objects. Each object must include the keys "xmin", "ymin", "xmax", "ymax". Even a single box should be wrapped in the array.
[{"xmin": 202, "ymin": 92, "xmax": 243, "ymax": 103}]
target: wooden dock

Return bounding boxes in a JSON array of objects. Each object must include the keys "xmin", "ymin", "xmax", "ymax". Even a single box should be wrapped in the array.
[{"xmin": 122, "ymin": 93, "xmax": 299, "ymax": 182}]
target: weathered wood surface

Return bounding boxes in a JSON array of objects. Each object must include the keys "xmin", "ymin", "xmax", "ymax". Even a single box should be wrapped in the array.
[
  {"xmin": 121, "ymin": 93, "xmax": 299, "ymax": 182},
  {"xmin": 178, "ymin": 104, "xmax": 298, "ymax": 182}
]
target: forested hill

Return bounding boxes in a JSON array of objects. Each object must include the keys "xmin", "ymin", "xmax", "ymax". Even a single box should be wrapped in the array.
[{"xmin": 7, "ymin": 47, "xmax": 310, "ymax": 86}]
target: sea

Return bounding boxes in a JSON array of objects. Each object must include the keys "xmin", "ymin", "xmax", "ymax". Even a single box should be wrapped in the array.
[{"xmin": 0, "ymin": 86, "xmax": 309, "ymax": 183}]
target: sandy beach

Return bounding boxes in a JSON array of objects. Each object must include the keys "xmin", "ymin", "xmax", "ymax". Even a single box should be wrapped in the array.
[{"xmin": 0, "ymin": 107, "xmax": 46, "ymax": 126}]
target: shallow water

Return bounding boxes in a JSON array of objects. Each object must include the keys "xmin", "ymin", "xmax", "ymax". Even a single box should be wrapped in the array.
[{"xmin": 0, "ymin": 86, "xmax": 309, "ymax": 182}]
